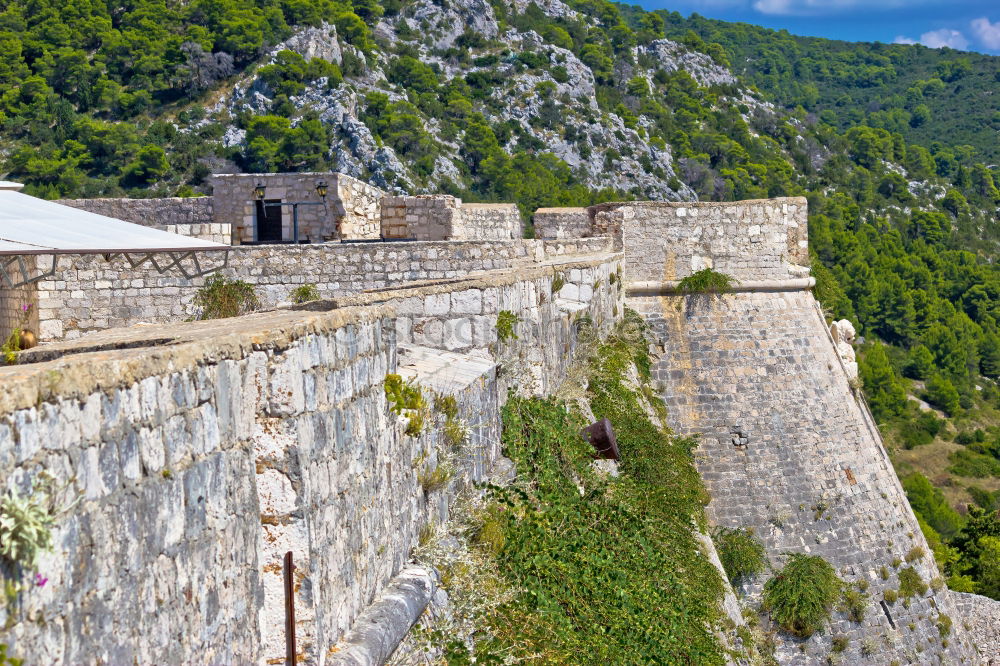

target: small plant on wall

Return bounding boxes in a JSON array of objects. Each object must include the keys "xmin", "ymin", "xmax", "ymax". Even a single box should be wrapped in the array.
[
  {"xmin": 385, "ymin": 373, "xmax": 428, "ymax": 437},
  {"xmin": 762, "ymin": 553, "xmax": 843, "ymax": 637},
  {"xmin": 676, "ymin": 268, "xmax": 736, "ymax": 295},
  {"xmin": 712, "ymin": 526, "xmax": 767, "ymax": 588},
  {"xmin": 496, "ymin": 310, "xmax": 519, "ymax": 342},
  {"xmin": 0, "ymin": 474, "xmax": 77, "ymax": 625},
  {"xmin": 194, "ymin": 275, "xmax": 260, "ymax": 319},
  {"xmin": 289, "ymin": 283, "xmax": 320, "ymax": 304}
]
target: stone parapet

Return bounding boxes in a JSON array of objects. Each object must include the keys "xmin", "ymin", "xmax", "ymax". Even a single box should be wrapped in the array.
[
  {"xmin": 533, "ymin": 207, "xmax": 591, "ymax": 239},
  {"xmin": 57, "ymin": 196, "xmax": 227, "ymax": 243},
  {"xmin": 28, "ymin": 237, "xmax": 611, "ymax": 342}
]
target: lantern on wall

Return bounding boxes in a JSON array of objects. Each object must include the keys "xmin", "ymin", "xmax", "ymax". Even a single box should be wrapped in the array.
[
  {"xmin": 315, "ymin": 181, "xmax": 328, "ymax": 198},
  {"xmin": 253, "ymin": 183, "xmax": 266, "ymax": 200}
]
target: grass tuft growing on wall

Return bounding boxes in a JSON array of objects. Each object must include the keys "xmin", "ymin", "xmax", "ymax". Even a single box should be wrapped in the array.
[
  {"xmin": 676, "ymin": 268, "xmax": 736, "ymax": 294},
  {"xmin": 194, "ymin": 275, "xmax": 260, "ymax": 319},
  {"xmin": 762, "ymin": 553, "xmax": 843, "ymax": 637}
]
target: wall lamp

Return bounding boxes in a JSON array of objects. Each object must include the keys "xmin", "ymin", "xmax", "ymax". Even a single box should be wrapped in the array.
[
  {"xmin": 315, "ymin": 181, "xmax": 328, "ymax": 198},
  {"xmin": 253, "ymin": 183, "xmax": 266, "ymax": 200}
]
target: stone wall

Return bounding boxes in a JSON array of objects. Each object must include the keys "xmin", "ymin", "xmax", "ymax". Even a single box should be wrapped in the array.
[
  {"xmin": 30, "ymin": 237, "xmax": 612, "ymax": 341},
  {"xmin": 381, "ymin": 195, "xmax": 460, "ymax": 240},
  {"xmin": 381, "ymin": 197, "xmax": 521, "ymax": 241},
  {"xmin": 0, "ymin": 276, "xmax": 38, "ymax": 344},
  {"xmin": 0, "ymin": 248, "xmax": 623, "ymax": 664},
  {"xmin": 331, "ymin": 173, "xmax": 385, "ymax": 239},
  {"xmin": 451, "ymin": 204, "xmax": 521, "ymax": 241},
  {"xmin": 615, "ymin": 198, "xmax": 809, "ymax": 282},
  {"xmin": 628, "ymin": 286, "xmax": 978, "ymax": 664},
  {"xmin": 57, "ymin": 197, "xmax": 229, "ymax": 244},
  {"xmin": 533, "ymin": 207, "xmax": 591, "ymax": 239},
  {"xmin": 953, "ymin": 592, "xmax": 1000, "ymax": 663}
]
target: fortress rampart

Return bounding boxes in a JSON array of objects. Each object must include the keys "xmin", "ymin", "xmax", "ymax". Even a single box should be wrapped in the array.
[
  {"xmin": 0, "ymin": 185, "xmax": 995, "ymax": 664},
  {"xmin": 0, "ymin": 250, "xmax": 623, "ymax": 663}
]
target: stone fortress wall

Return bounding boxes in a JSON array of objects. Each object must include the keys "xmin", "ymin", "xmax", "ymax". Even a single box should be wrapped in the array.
[
  {"xmin": 1, "ymin": 181, "xmax": 997, "ymax": 664},
  {"xmin": 380, "ymin": 195, "xmax": 520, "ymax": 241},
  {"xmin": 598, "ymin": 198, "xmax": 978, "ymax": 663},
  {"xmin": 23, "ymin": 237, "xmax": 609, "ymax": 341},
  {"xmin": 0, "ymin": 247, "xmax": 623, "ymax": 664},
  {"xmin": 56, "ymin": 196, "xmax": 229, "ymax": 244}
]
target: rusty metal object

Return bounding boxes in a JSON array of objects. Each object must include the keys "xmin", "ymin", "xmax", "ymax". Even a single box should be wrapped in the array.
[
  {"xmin": 16, "ymin": 329, "xmax": 36, "ymax": 349},
  {"xmin": 581, "ymin": 418, "xmax": 619, "ymax": 460},
  {"xmin": 284, "ymin": 551, "xmax": 296, "ymax": 666}
]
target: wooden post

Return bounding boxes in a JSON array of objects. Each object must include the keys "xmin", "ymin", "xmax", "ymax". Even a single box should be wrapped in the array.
[{"xmin": 284, "ymin": 551, "xmax": 296, "ymax": 665}]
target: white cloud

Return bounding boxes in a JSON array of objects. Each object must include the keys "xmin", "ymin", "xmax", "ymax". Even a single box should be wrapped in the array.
[
  {"xmin": 893, "ymin": 29, "xmax": 969, "ymax": 50},
  {"xmin": 971, "ymin": 17, "xmax": 1000, "ymax": 50},
  {"xmin": 751, "ymin": 0, "xmax": 910, "ymax": 16},
  {"xmin": 918, "ymin": 28, "xmax": 969, "ymax": 50}
]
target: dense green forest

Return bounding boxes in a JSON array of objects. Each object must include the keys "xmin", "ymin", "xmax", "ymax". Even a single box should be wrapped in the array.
[{"xmin": 0, "ymin": 0, "xmax": 998, "ymax": 598}]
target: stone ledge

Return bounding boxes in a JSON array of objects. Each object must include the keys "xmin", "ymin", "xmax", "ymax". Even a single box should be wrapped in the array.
[
  {"xmin": 0, "ymin": 304, "xmax": 393, "ymax": 414},
  {"xmin": 328, "ymin": 566, "xmax": 438, "ymax": 666},
  {"xmin": 626, "ymin": 277, "xmax": 815, "ymax": 295}
]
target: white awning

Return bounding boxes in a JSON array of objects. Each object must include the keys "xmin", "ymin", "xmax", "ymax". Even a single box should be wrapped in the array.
[{"xmin": 0, "ymin": 189, "xmax": 227, "ymax": 255}]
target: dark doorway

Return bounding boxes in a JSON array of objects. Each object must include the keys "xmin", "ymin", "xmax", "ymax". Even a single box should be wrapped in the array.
[{"xmin": 256, "ymin": 199, "xmax": 283, "ymax": 242}]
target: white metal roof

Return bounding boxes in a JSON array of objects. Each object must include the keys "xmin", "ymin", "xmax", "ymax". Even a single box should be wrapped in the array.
[{"xmin": 0, "ymin": 189, "xmax": 227, "ymax": 255}]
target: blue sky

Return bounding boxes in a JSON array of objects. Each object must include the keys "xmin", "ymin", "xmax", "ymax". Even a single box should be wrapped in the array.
[{"xmin": 635, "ymin": 0, "xmax": 1000, "ymax": 55}]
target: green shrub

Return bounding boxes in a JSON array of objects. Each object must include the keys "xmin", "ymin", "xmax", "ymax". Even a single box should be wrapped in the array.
[
  {"xmin": 762, "ymin": 553, "xmax": 843, "ymax": 637},
  {"xmin": 883, "ymin": 588, "xmax": 898, "ymax": 603},
  {"xmin": 676, "ymin": 268, "xmax": 735, "ymax": 294},
  {"xmin": 0, "ymin": 644, "xmax": 22, "ymax": 666},
  {"xmin": 289, "ymin": 283, "xmax": 320, "ymax": 303},
  {"xmin": 551, "ymin": 272, "xmax": 566, "ymax": 295},
  {"xmin": 418, "ymin": 462, "xmax": 453, "ymax": 494},
  {"xmin": 936, "ymin": 612, "xmax": 952, "ymax": 637},
  {"xmin": 712, "ymin": 526, "xmax": 767, "ymax": 586},
  {"xmin": 898, "ymin": 566, "xmax": 928, "ymax": 598},
  {"xmin": 831, "ymin": 635, "xmax": 849, "ymax": 652},
  {"xmin": 194, "ymin": 275, "xmax": 260, "ymax": 320},
  {"xmin": 905, "ymin": 546, "xmax": 926, "ymax": 563}
]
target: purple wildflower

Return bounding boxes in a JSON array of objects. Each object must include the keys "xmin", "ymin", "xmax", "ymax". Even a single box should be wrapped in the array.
[{"xmin": 34, "ymin": 573, "xmax": 47, "ymax": 588}]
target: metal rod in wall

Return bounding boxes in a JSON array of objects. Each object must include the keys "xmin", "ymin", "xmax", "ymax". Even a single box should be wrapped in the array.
[{"xmin": 284, "ymin": 551, "xmax": 296, "ymax": 665}]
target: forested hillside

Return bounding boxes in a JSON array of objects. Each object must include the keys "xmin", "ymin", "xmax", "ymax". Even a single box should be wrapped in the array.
[{"xmin": 1, "ymin": 0, "xmax": 998, "ymax": 598}]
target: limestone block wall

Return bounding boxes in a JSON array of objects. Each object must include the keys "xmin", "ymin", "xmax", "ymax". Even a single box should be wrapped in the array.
[
  {"xmin": 0, "ymin": 247, "xmax": 623, "ymax": 663},
  {"xmin": 533, "ymin": 207, "xmax": 591, "ymax": 239},
  {"xmin": 617, "ymin": 198, "xmax": 809, "ymax": 282},
  {"xmin": 628, "ymin": 288, "xmax": 978, "ymax": 664},
  {"xmin": 331, "ymin": 173, "xmax": 384, "ymax": 239},
  {"xmin": 0, "ymin": 277, "xmax": 39, "ymax": 343},
  {"xmin": 30, "ymin": 237, "xmax": 612, "ymax": 341},
  {"xmin": 952, "ymin": 592, "xmax": 1000, "ymax": 661},
  {"xmin": 381, "ymin": 195, "xmax": 460, "ymax": 240},
  {"xmin": 381, "ymin": 197, "xmax": 521, "ymax": 241},
  {"xmin": 451, "ymin": 204, "xmax": 521, "ymax": 241},
  {"xmin": 57, "ymin": 197, "xmax": 229, "ymax": 244}
]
